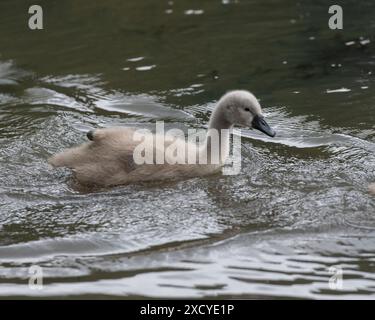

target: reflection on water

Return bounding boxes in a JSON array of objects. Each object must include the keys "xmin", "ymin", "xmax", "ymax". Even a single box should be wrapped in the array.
[{"xmin": 0, "ymin": 0, "xmax": 374, "ymax": 298}]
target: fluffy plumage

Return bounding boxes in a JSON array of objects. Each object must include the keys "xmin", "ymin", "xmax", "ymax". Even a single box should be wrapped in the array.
[{"xmin": 48, "ymin": 90, "xmax": 275, "ymax": 187}]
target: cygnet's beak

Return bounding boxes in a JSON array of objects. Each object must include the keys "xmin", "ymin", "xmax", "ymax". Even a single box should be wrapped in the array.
[{"xmin": 251, "ymin": 115, "xmax": 276, "ymax": 137}]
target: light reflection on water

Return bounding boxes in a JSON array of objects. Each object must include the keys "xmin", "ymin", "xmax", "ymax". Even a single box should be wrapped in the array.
[{"xmin": 0, "ymin": 0, "xmax": 374, "ymax": 298}]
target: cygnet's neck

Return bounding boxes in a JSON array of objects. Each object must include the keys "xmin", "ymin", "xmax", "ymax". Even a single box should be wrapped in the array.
[
  {"xmin": 208, "ymin": 105, "xmax": 232, "ymax": 131},
  {"xmin": 201, "ymin": 104, "xmax": 232, "ymax": 165}
]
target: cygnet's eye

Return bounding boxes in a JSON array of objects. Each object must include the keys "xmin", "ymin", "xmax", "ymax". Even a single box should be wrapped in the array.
[{"xmin": 244, "ymin": 107, "xmax": 251, "ymax": 112}]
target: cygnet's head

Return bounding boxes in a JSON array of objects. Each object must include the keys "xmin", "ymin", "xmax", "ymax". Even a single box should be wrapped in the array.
[{"xmin": 214, "ymin": 90, "xmax": 276, "ymax": 137}]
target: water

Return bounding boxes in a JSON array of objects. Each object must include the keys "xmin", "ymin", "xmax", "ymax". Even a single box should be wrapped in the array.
[{"xmin": 0, "ymin": 0, "xmax": 374, "ymax": 298}]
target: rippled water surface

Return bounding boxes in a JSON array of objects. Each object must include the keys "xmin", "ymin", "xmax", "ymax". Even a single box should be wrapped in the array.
[{"xmin": 0, "ymin": 0, "xmax": 374, "ymax": 298}]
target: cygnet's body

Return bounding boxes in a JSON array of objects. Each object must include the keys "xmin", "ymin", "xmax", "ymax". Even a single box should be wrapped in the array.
[
  {"xmin": 369, "ymin": 183, "xmax": 375, "ymax": 195},
  {"xmin": 49, "ymin": 90, "xmax": 275, "ymax": 187}
]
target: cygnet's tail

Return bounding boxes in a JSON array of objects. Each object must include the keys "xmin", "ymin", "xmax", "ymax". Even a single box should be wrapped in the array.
[{"xmin": 48, "ymin": 143, "xmax": 91, "ymax": 168}]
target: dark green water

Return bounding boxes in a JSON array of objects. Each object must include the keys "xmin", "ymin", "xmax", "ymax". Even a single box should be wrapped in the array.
[{"xmin": 0, "ymin": 0, "xmax": 374, "ymax": 298}]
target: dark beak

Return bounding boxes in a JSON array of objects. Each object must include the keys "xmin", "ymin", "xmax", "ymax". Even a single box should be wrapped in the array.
[{"xmin": 251, "ymin": 115, "xmax": 276, "ymax": 137}]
